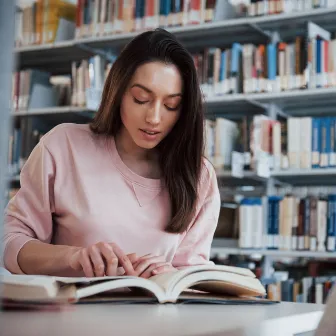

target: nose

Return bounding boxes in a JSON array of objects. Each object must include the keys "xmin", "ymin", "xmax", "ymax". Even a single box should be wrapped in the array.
[{"xmin": 145, "ymin": 101, "xmax": 161, "ymax": 126}]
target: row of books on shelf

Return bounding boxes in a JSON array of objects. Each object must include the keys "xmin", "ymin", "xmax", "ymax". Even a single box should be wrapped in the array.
[
  {"xmin": 11, "ymin": 55, "xmax": 109, "ymax": 111},
  {"xmin": 16, "ymin": 0, "xmax": 336, "ymax": 47},
  {"xmin": 74, "ymin": 0, "xmax": 336, "ymax": 40},
  {"xmin": 197, "ymin": 22, "xmax": 336, "ymax": 96},
  {"xmin": 212, "ymin": 250, "xmax": 336, "ymax": 303},
  {"xmin": 7, "ymin": 111, "xmax": 336, "ymax": 176},
  {"xmin": 265, "ymin": 275, "xmax": 335, "ymax": 304},
  {"xmin": 75, "ymin": 0, "xmax": 220, "ymax": 38},
  {"xmin": 8, "ymin": 120, "xmax": 45, "ymax": 176},
  {"xmin": 58, "ymin": 25, "xmax": 336, "ymax": 108},
  {"xmin": 75, "ymin": 0, "xmax": 330, "ymax": 38},
  {"xmin": 16, "ymin": 0, "xmax": 77, "ymax": 47},
  {"xmin": 236, "ymin": 194, "xmax": 336, "ymax": 252},
  {"xmin": 248, "ymin": 0, "xmax": 336, "ymax": 17},
  {"xmin": 11, "ymin": 16, "xmax": 336, "ymax": 109},
  {"xmin": 205, "ymin": 115, "xmax": 336, "ymax": 174},
  {"xmin": 64, "ymin": 23, "xmax": 336, "ymax": 103},
  {"xmin": 16, "ymin": 0, "xmax": 239, "ymax": 46},
  {"xmin": 12, "ymin": 69, "xmax": 73, "ymax": 111}
]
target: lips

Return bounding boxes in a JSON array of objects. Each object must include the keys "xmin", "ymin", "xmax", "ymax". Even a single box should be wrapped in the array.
[{"xmin": 140, "ymin": 129, "xmax": 160, "ymax": 135}]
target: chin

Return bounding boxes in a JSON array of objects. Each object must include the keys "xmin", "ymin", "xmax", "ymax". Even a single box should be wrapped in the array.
[
  {"xmin": 135, "ymin": 138, "xmax": 161, "ymax": 150},
  {"xmin": 131, "ymin": 133, "xmax": 163, "ymax": 150}
]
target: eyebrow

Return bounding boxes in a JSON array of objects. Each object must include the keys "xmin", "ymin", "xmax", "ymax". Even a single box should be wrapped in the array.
[{"xmin": 131, "ymin": 83, "xmax": 182, "ymax": 98}]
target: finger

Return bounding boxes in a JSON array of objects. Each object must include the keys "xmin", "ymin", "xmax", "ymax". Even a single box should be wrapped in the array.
[
  {"xmin": 118, "ymin": 253, "xmax": 138, "ymax": 267},
  {"xmin": 89, "ymin": 245, "xmax": 106, "ymax": 277},
  {"xmin": 99, "ymin": 243, "xmax": 119, "ymax": 276},
  {"xmin": 140, "ymin": 262, "xmax": 170, "ymax": 279},
  {"xmin": 128, "ymin": 253, "xmax": 139, "ymax": 264},
  {"xmin": 79, "ymin": 249, "xmax": 94, "ymax": 277},
  {"xmin": 132, "ymin": 253, "xmax": 156, "ymax": 269},
  {"xmin": 152, "ymin": 265, "xmax": 176, "ymax": 276},
  {"xmin": 134, "ymin": 256, "xmax": 166, "ymax": 276},
  {"xmin": 111, "ymin": 243, "xmax": 135, "ymax": 276}
]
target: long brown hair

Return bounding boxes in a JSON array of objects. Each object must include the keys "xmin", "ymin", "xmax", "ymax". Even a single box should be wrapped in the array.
[{"xmin": 90, "ymin": 28, "xmax": 205, "ymax": 234}]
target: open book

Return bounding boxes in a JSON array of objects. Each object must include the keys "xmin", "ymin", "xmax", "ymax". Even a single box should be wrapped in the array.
[{"xmin": 1, "ymin": 264, "xmax": 276, "ymax": 305}]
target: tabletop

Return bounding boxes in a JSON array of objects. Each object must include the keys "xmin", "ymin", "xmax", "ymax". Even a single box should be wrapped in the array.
[{"xmin": 1, "ymin": 301, "xmax": 325, "ymax": 336}]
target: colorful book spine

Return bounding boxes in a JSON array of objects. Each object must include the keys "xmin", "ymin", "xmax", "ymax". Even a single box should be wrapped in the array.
[
  {"xmin": 312, "ymin": 117, "xmax": 321, "ymax": 169},
  {"xmin": 327, "ymin": 194, "xmax": 336, "ymax": 251}
]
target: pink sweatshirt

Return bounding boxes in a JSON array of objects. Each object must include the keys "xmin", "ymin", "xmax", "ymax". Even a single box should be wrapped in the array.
[{"xmin": 2, "ymin": 123, "xmax": 221, "ymax": 275}]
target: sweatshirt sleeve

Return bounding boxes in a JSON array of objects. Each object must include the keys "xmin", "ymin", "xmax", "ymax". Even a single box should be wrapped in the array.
[
  {"xmin": 172, "ymin": 162, "xmax": 221, "ymax": 268},
  {"xmin": 2, "ymin": 141, "xmax": 56, "ymax": 274}
]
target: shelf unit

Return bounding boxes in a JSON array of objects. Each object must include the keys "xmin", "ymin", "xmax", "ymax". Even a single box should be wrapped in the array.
[
  {"xmin": 211, "ymin": 239, "xmax": 336, "ymax": 259},
  {"xmin": 15, "ymin": 6, "xmax": 336, "ymax": 72},
  {"xmin": 11, "ymin": 5, "xmax": 336, "ymax": 277},
  {"xmin": 13, "ymin": 106, "xmax": 94, "ymax": 116},
  {"xmin": 12, "ymin": 86, "xmax": 336, "ymax": 120}
]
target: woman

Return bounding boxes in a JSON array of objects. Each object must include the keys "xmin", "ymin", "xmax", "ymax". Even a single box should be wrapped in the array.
[{"xmin": 2, "ymin": 28, "xmax": 221, "ymax": 278}]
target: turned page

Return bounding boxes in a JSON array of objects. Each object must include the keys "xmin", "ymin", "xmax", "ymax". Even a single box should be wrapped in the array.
[{"xmin": 148, "ymin": 264, "xmax": 256, "ymax": 295}]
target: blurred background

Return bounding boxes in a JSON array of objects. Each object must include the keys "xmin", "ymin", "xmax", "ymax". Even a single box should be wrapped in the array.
[{"xmin": 2, "ymin": 0, "xmax": 336, "ymax": 306}]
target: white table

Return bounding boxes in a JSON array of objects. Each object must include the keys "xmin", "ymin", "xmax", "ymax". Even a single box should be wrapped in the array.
[{"xmin": 1, "ymin": 302, "xmax": 324, "ymax": 336}]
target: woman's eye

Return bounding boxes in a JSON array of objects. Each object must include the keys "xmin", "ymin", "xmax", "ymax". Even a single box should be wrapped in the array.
[
  {"xmin": 133, "ymin": 97, "xmax": 148, "ymax": 105},
  {"xmin": 165, "ymin": 105, "xmax": 180, "ymax": 111}
]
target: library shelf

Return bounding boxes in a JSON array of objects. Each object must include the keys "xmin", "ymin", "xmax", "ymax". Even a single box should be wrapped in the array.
[
  {"xmin": 63, "ymin": 7, "xmax": 336, "ymax": 51},
  {"xmin": 254, "ymin": 6, "xmax": 336, "ymax": 38},
  {"xmin": 12, "ymin": 106, "xmax": 95, "ymax": 124},
  {"xmin": 216, "ymin": 170, "xmax": 267, "ymax": 186},
  {"xmin": 211, "ymin": 239, "xmax": 336, "ymax": 259},
  {"xmin": 272, "ymin": 168, "xmax": 336, "ymax": 186},
  {"xmin": 15, "ymin": 40, "xmax": 95, "ymax": 74},
  {"xmin": 205, "ymin": 87, "xmax": 336, "ymax": 116},
  {"xmin": 14, "ymin": 7, "xmax": 336, "ymax": 71},
  {"xmin": 12, "ymin": 106, "xmax": 95, "ymax": 117}
]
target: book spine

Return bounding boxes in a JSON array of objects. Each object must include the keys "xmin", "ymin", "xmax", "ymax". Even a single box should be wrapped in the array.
[
  {"xmin": 159, "ymin": 0, "xmax": 170, "ymax": 28},
  {"xmin": 312, "ymin": 117, "xmax": 321, "ymax": 169},
  {"xmin": 135, "ymin": 0, "xmax": 145, "ymax": 31},
  {"xmin": 239, "ymin": 199, "xmax": 253, "ymax": 248},
  {"xmin": 329, "ymin": 117, "xmax": 336, "ymax": 167},
  {"xmin": 310, "ymin": 197, "xmax": 318, "ymax": 251},
  {"xmin": 327, "ymin": 195, "xmax": 336, "ymax": 251},
  {"xmin": 297, "ymin": 199, "xmax": 305, "ymax": 250},
  {"xmin": 304, "ymin": 197, "xmax": 310, "ymax": 250},
  {"xmin": 320, "ymin": 117, "xmax": 329, "ymax": 168}
]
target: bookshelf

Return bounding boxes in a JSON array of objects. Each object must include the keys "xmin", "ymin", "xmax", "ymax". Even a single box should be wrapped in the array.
[
  {"xmin": 273, "ymin": 168, "xmax": 336, "ymax": 185},
  {"xmin": 11, "ymin": 87, "xmax": 336, "ymax": 118},
  {"xmin": 206, "ymin": 87, "xmax": 336, "ymax": 116},
  {"xmin": 211, "ymin": 238, "xmax": 336, "ymax": 259},
  {"xmin": 15, "ymin": 6, "xmax": 336, "ymax": 71},
  {"xmin": 9, "ymin": 0, "xmax": 336, "ymax": 303},
  {"xmin": 13, "ymin": 106, "xmax": 94, "ymax": 116}
]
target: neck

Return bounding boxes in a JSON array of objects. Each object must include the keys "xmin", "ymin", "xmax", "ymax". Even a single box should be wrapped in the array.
[{"xmin": 115, "ymin": 127, "xmax": 155, "ymax": 162}]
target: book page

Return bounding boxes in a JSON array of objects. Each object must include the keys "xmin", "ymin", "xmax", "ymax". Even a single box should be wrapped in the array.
[
  {"xmin": 52, "ymin": 275, "xmax": 131, "ymax": 284},
  {"xmin": 171, "ymin": 271, "xmax": 266, "ymax": 302},
  {"xmin": 149, "ymin": 264, "xmax": 256, "ymax": 294},
  {"xmin": 75, "ymin": 277, "xmax": 166, "ymax": 303}
]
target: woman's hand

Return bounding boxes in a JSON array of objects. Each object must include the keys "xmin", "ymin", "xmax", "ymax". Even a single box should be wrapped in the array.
[
  {"xmin": 68, "ymin": 242, "xmax": 138, "ymax": 277},
  {"xmin": 131, "ymin": 254, "xmax": 177, "ymax": 279}
]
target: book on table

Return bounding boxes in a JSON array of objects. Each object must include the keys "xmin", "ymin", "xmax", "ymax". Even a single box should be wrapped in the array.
[{"xmin": 0, "ymin": 264, "xmax": 278, "ymax": 305}]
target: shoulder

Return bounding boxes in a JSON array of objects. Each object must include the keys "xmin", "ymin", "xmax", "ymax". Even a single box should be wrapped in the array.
[
  {"xmin": 199, "ymin": 157, "xmax": 217, "ymax": 189},
  {"xmin": 39, "ymin": 123, "xmax": 95, "ymax": 154},
  {"xmin": 40, "ymin": 123, "xmax": 91, "ymax": 146},
  {"xmin": 198, "ymin": 157, "xmax": 220, "ymax": 202}
]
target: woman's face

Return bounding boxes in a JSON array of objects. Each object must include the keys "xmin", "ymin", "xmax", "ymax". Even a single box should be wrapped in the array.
[{"xmin": 120, "ymin": 61, "xmax": 183, "ymax": 150}]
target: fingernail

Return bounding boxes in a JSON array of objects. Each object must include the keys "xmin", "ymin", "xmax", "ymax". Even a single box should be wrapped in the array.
[{"xmin": 152, "ymin": 270, "xmax": 158, "ymax": 274}]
